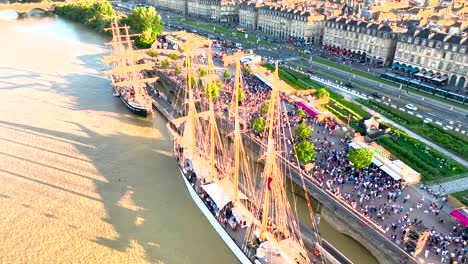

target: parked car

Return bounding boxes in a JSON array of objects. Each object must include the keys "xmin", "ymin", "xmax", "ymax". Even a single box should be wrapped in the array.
[
  {"xmin": 371, "ymin": 92, "xmax": 382, "ymax": 99},
  {"xmin": 405, "ymin": 104, "xmax": 418, "ymax": 111}
]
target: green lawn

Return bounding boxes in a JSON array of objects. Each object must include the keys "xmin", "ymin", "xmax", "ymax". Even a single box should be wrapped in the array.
[
  {"xmin": 264, "ymin": 64, "xmax": 323, "ymax": 90},
  {"xmin": 451, "ymin": 190, "xmax": 468, "ymax": 206}
]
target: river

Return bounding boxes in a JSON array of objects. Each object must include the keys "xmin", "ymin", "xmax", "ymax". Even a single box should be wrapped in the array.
[{"xmin": 0, "ymin": 12, "xmax": 377, "ymax": 264}]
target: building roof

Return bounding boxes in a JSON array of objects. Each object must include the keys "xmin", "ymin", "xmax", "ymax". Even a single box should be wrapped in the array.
[
  {"xmin": 368, "ymin": 23, "xmax": 379, "ymax": 30},
  {"xmin": 446, "ymin": 35, "xmax": 463, "ymax": 44},
  {"xmin": 431, "ymin": 32, "xmax": 446, "ymax": 41},
  {"xmin": 380, "ymin": 24, "xmax": 393, "ymax": 32},
  {"xmin": 358, "ymin": 21, "xmax": 368, "ymax": 28},
  {"xmin": 415, "ymin": 28, "xmax": 431, "ymax": 39}
]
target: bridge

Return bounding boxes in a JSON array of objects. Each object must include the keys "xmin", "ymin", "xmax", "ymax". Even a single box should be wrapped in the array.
[{"xmin": 0, "ymin": 2, "xmax": 56, "ymax": 16}]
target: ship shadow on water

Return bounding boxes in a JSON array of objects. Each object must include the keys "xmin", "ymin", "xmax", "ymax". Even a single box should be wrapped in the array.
[{"xmin": 0, "ymin": 116, "xmax": 190, "ymax": 263}]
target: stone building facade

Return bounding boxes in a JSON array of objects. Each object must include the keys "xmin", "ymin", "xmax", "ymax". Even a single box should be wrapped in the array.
[
  {"xmin": 239, "ymin": 2, "xmax": 258, "ymax": 30},
  {"xmin": 186, "ymin": 0, "xmax": 238, "ymax": 22},
  {"xmin": 254, "ymin": 6, "xmax": 325, "ymax": 44},
  {"xmin": 323, "ymin": 17, "xmax": 399, "ymax": 66},
  {"xmin": 149, "ymin": 0, "xmax": 187, "ymax": 14},
  {"xmin": 393, "ymin": 29, "xmax": 468, "ymax": 90}
]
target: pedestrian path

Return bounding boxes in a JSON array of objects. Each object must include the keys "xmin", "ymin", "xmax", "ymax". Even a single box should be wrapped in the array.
[{"xmin": 429, "ymin": 174, "xmax": 468, "ymax": 194}]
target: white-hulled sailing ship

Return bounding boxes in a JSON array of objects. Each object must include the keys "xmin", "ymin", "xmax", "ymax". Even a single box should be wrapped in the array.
[
  {"xmin": 166, "ymin": 43, "xmax": 314, "ymax": 264},
  {"xmin": 101, "ymin": 17, "xmax": 157, "ymax": 117}
]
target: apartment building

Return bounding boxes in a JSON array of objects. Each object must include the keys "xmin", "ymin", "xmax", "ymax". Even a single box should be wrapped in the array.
[
  {"xmin": 255, "ymin": 6, "xmax": 325, "ymax": 44},
  {"xmin": 323, "ymin": 17, "xmax": 399, "ymax": 66},
  {"xmin": 185, "ymin": 0, "xmax": 238, "ymax": 22},
  {"xmin": 149, "ymin": 0, "xmax": 187, "ymax": 15},
  {"xmin": 393, "ymin": 28, "xmax": 468, "ymax": 89}
]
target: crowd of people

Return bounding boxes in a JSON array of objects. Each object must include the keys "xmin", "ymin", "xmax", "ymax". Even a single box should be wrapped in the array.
[{"xmin": 236, "ymin": 66, "xmax": 466, "ymax": 264}]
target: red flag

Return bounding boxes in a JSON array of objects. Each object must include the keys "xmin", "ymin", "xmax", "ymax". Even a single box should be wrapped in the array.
[
  {"xmin": 267, "ymin": 177, "xmax": 273, "ymax": 191},
  {"xmin": 346, "ymin": 115, "xmax": 351, "ymax": 124}
]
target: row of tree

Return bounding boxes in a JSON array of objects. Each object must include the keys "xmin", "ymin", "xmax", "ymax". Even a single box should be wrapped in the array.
[{"xmin": 55, "ymin": 0, "xmax": 163, "ymax": 48}]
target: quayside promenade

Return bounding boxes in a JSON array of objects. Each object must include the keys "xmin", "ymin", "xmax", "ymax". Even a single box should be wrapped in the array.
[{"xmin": 148, "ymin": 64, "xmax": 467, "ymax": 264}]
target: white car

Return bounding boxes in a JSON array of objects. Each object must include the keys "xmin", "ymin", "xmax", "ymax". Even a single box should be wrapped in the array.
[{"xmin": 405, "ymin": 104, "xmax": 418, "ymax": 111}]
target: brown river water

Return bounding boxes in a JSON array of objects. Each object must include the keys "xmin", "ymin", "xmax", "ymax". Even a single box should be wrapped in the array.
[{"xmin": 0, "ymin": 12, "xmax": 377, "ymax": 264}]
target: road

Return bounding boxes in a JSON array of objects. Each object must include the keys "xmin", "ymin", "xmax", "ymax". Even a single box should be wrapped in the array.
[{"xmin": 112, "ymin": 2, "xmax": 468, "ymax": 134}]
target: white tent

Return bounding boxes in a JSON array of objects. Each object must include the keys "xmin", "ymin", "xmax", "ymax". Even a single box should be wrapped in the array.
[
  {"xmin": 380, "ymin": 164, "xmax": 402, "ymax": 180},
  {"xmin": 201, "ymin": 178, "xmax": 248, "ymax": 209},
  {"xmin": 348, "ymin": 142, "xmax": 361, "ymax": 149},
  {"xmin": 371, "ymin": 157, "xmax": 383, "ymax": 167}
]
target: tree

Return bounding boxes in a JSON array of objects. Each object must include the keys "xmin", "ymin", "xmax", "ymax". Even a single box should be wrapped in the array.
[
  {"xmin": 198, "ymin": 68, "xmax": 207, "ymax": 77},
  {"xmin": 161, "ymin": 59, "xmax": 170, "ymax": 69},
  {"xmin": 295, "ymin": 141, "xmax": 317, "ymax": 164},
  {"xmin": 147, "ymin": 50, "xmax": 158, "ymax": 57},
  {"xmin": 252, "ymin": 117, "xmax": 266, "ymax": 133},
  {"xmin": 315, "ymin": 87, "xmax": 329, "ymax": 98},
  {"xmin": 174, "ymin": 66, "xmax": 181, "ymax": 76},
  {"xmin": 203, "ymin": 82, "xmax": 220, "ymax": 99},
  {"xmin": 126, "ymin": 6, "xmax": 163, "ymax": 48},
  {"xmin": 348, "ymin": 148, "xmax": 374, "ymax": 169},
  {"xmin": 168, "ymin": 53, "xmax": 179, "ymax": 60},
  {"xmin": 244, "ymin": 65, "xmax": 251, "ymax": 74},
  {"xmin": 295, "ymin": 121, "xmax": 312, "ymax": 141},
  {"xmin": 187, "ymin": 76, "xmax": 198, "ymax": 87},
  {"xmin": 236, "ymin": 87, "xmax": 245, "ymax": 102},
  {"xmin": 297, "ymin": 108, "xmax": 306, "ymax": 118},
  {"xmin": 223, "ymin": 70, "xmax": 231, "ymax": 79},
  {"xmin": 260, "ymin": 100, "xmax": 270, "ymax": 114}
]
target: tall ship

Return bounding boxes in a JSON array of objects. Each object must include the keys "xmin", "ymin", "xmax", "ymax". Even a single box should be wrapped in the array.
[
  {"xmin": 101, "ymin": 17, "xmax": 157, "ymax": 117},
  {"xmin": 167, "ymin": 43, "xmax": 319, "ymax": 263}
]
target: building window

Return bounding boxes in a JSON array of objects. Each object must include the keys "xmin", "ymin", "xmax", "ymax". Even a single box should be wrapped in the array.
[
  {"xmin": 436, "ymin": 42, "xmax": 442, "ymax": 48},
  {"xmin": 426, "ymin": 49, "xmax": 431, "ymax": 56},
  {"xmin": 446, "ymin": 63, "xmax": 452, "ymax": 71},
  {"xmin": 416, "ymin": 57, "xmax": 421, "ymax": 65},
  {"xmin": 438, "ymin": 62, "xmax": 444, "ymax": 70},
  {"xmin": 410, "ymin": 55, "xmax": 415, "ymax": 63},
  {"xmin": 452, "ymin": 45, "xmax": 457, "ymax": 51},
  {"xmin": 421, "ymin": 40, "xmax": 426, "ymax": 45},
  {"xmin": 397, "ymin": 51, "xmax": 402, "ymax": 58}
]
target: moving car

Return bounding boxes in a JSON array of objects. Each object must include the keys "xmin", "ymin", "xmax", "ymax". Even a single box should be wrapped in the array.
[
  {"xmin": 345, "ymin": 82, "xmax": 354, "ymax": 88},
  {"xmin": 371, "ymin": 92, "xmax": 382, "ymax": 99},
  {"xmin": 405, "ymin": 104, "xmax": 418, "ymax": 111}
]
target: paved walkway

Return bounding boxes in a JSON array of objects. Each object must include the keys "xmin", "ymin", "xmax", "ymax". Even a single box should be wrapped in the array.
[{"xmin": 429, "ymin": 175, "xmax": 468, "ymax": 194}]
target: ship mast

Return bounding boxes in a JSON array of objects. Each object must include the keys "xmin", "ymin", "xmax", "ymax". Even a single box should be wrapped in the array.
[
  {"xmin": 207, "ymin": 42, "xmax": 216, "ymax": 180},
  {"xmin": 102, "ymin": 17, "xmax": 158, "ymax": 91},
  {"xmin": 186, "ymin": 44, "xmax": 197, "ymax": 158},
  {"xmin": 232, "ymin": 59, "xmax": 243, "ymax": 204},
  {"xmin": 261, "ymin": 61, "xmax": 280, "ymax": 234}
]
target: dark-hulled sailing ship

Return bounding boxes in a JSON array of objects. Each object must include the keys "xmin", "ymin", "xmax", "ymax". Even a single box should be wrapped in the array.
[{"xmin": 102, "ymin": 17, "xmax": 158, "ymax": 117}]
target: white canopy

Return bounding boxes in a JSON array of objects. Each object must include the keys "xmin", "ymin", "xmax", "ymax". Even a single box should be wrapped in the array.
[
  {"xmin": 372, "ymin": 157, "xmax": 383, "ymax": 167},
  {"xmin": 348, "ymin": 142, "xmax": 361, "ymax": 149},
  {"xmin": 201, "ymin": 178, "xmax": 248, "ymax": 209},
  {"xmin": 380, "ymin": 164, "xmax": 402, "ymax": 181}
]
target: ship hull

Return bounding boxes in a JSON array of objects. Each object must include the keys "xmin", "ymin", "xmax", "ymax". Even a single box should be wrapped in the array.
[
  {"xmin": 176, "ymin": 165, "xmax": 252, "ymax": 264},
  {"xmin": 120, "ymin": 95, "xmax": 151, "ymax": 117}
]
